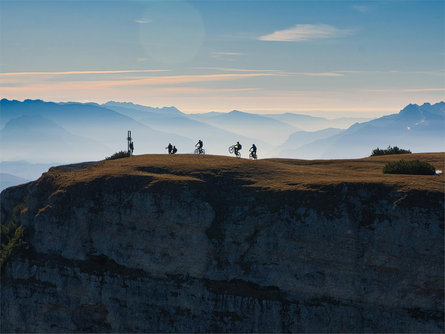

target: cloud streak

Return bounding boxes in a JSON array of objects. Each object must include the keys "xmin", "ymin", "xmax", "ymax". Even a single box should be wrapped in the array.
[
  {"xmin": 80, "ymin": 73, "xmax": 276, "ymax": 88},
  {"xmin": 258, "ymin": 24, "xmax": 355, "ymax": 42},
  {"xmin": 302, "ymin": 72, "xmax": 344, "ymax": 77},
  {"xmin": 211, "ymin": 51, "xmax": 245, "ymax": 57},
  {"xmin": 134, "ymin": 18, "xmax": 151, "ymax": 24},
  {"xmin": 0, "ymin": 73, "xmax": 278, "ymax": 90},
  {"xmin": 193, "ymin": 68, "xmax": 344, "ymax": 77},
  {"xmin": 0, "ymin": 69, "xmax": 168, "ymax": 77},
  {"xmin": 352, "ymin": 5, "xmax": 368, "ymax": 13},
  {"xmin": 364, "ymin": 88, "xmax": 445, "ymax": 93}
]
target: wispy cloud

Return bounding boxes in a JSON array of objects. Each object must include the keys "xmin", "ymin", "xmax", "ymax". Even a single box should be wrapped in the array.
[
  {"xmin": 0, "ymin": 73, "xmax": 278, "ymax": 91},
  {"xmin": 80, "ymin": 73, "xmax": 276, "ymax": 87},
  {"xmin": 210, "ymin": 51, "xmax": 246, "ymax": 61},
  {"xmin": 352, "ymin": 5, "xmax": 368, "ymax": 13},
  {"xmin": 150, "ymin": 87, "xmax": 259, "ymax": 94},
  {"xmin": 302, "ymin": 72, "xmax": 344, "ymax": 77},
  {"xmin": 0, "ymin": 69, "xmax": 168, "ymax": 76},
  {"xmin": 337, "ymin": 69, "xmax": 445, "ymax": 76},
  {"xmin": 258, "ymin": 24, "xmax": 355, "ymax": 42},
  {"xmin": 193, "ymin": 67, "xmax": 343, "ymax": 77},
  {"xmin": 211, "ymin": 51, "xmax": 245, "ymax": 57},
  {"xmin": 134, "ymin": 18, "xmax": 151, "ymax": 24},
  {"xmin": 363, "ymin": 88, "xmax": 445, "ymax": 93},
  {"xmin": 402, "ymin": 88, "xmax": 445, "ymax": 92},
  {"xmin": 193, "ymin": 67, "xmax": 281, "ymax": 73}
]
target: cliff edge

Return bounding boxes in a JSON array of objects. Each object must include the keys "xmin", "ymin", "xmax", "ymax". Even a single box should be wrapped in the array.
[{"xmin": 1, "ymin": 153, "xmax": 444, "ymax": 332}]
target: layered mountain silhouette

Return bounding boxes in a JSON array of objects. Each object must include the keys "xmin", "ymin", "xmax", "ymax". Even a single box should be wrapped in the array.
[
  {"xmin": 264, "ymin": 113, "xmax": 370, "ymax": 131},
  {"xmin": 0, "ymin": 173, "xmax": 29, "ymax": 192},
  {"xmin": 103, "ymin": 102, "xmax": 268, "ymax": 154},
  {"xmin": 0, "ymin": 161, "xmax": 54, "ymax": 180},
  {"xmin": 0, "ymin": 115, "xmax": 110, "ymax": 162},
  {"xmin": 0, "ymin": 98, "xmax": 443, "ymax": 186},
  {"xmin": 286, "ymin": 102, "xmax": 445, "ymax": 159},
  {"xmin": 0, "ymin": 99, "xmax": 193, "ymax": 161},
  {"xmin": 279, "ymin": 128, "xmax": 344, "ymax": 158},
  {"xmin": 188, "ymin": 110, "xmax": 297, "ymax": 146}
]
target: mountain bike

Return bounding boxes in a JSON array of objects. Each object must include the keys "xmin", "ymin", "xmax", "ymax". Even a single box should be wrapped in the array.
[
  {"xmin": 228, "ymin": 145, "xmax": 241, "ymax": 158},
  {"xmin": 194, "ymin": 148, "xmax": 205, "ymax": 154},
  {"xmin": 249, "ymin": 151, "xmax": 257, "ymax": 160}
]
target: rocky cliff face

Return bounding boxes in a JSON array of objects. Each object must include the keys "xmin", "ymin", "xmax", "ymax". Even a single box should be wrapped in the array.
[{"xmin": 1, "ymin": 154, "xmax": 444, "ymax": 332}]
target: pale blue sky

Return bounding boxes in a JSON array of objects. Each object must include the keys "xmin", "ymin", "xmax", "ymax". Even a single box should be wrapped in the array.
[{"xmin": 1, "ymin": 0, "xmax": 444, "ymax": 116}]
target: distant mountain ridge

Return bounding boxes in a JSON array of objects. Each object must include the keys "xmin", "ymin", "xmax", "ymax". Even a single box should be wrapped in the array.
[
  {"xmin": 188, "ymin": 109, "xmax": 297, "ymax": 146},
  {"xmin": 103, "ymin": 101, "xmax": 183, "ymax": 115},
  {"xmin": 285, "ymin": 101, "xmax": 445, "ymax": 159},
  {"xmin": 279, "ymin": 128, "xmax": 344, "ymax": 158},
  {"xmin": 0, "ymin": 98, "xmax": 193, "ymax": 162},
  {"xmin": 263, "ymin": 113, "xmax": 371, "ymax": 131},
  {"xmin": 0, "ymin": 173, "xmax": 29, "ymax": 192},
  {"xmin": 1, "ymin": 98, "xmax": 443, "ymax": 166},
  {"xmin": 102, "ymin": 102, "xmax": 269, "ymax": 153}
]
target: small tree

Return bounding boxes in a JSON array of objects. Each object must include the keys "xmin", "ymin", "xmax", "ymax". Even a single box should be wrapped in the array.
[
  {"xmin": 105, "ymin": 151, "xmax": 131, "ymax": 160},
  {"xmin": 371, "ymin": 145, "xmax": 411, "ymax": 156}
]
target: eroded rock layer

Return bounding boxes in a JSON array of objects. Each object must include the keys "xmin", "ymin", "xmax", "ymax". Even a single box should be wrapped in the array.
[{"xmin": 1, "ymin": 154, "xmax": 444, "ymax": 332}]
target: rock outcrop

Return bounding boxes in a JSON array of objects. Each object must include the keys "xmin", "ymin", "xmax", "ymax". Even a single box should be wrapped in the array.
[{"xmin": 1, "ymin": 154, "xmax": 444, "ymax": 332}]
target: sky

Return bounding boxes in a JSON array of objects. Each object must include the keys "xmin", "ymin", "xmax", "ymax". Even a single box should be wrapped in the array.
[{"xmin": 0, "ymin": 0, "xmax": 444, "ymax": 117}]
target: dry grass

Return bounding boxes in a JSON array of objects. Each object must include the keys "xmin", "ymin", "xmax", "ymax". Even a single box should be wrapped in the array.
[{"xmin": 40, "ymin": 153, "xmax": 445, "ymax": 194}]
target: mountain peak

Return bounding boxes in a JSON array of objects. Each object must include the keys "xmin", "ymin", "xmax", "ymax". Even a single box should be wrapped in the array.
[
  {"xmin": 103, "ymin": 101, "xmax": 183, "ymax": 115},
  {"xmin": 228, "ymin": 110, "xmax": 245, "ymax": 114},
  {"xmin": 399, "ymin": 103, "xmax": 421, "ymax": 118}
]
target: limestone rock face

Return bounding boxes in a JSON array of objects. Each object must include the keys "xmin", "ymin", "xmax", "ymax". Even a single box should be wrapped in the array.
[{"xmin": 1, "ymin": 155, "xmax": 444, "ymax": 332}]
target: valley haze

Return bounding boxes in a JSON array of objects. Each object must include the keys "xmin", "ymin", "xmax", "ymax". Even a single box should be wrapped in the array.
[{"xmin": 0, "ymin": 99, "xmax": 443, "ymax": 190}]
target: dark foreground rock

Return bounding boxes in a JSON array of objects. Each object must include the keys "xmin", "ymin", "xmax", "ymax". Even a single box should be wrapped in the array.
[{"xmin": 1, "ymin": 155, "xmax": 444, "ymax": 332}]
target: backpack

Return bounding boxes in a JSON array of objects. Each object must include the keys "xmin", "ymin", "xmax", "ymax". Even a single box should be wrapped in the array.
[{"xmin": 238, "ymin": 144, "xmax": 242, "ymax": 150}]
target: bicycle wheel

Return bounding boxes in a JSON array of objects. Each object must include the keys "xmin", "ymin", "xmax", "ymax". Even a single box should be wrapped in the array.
[
  {"xmin": 236, "ymin": 151, "xmax": 241, "ymax": 158},
  {"xmin": 201, "ymin": 149, "xmax": 205, "ymax": 155},
  {"xmin": 194, "ymin": 148, "xmax": 199, "ymax": 154},
  {"xmin": 228, "ymin": 146, "xmax": 234, "ymax": 154}
]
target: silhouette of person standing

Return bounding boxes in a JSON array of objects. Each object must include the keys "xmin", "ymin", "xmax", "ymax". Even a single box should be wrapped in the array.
[
  {"xmin": 129, "ymin": 141, "xmax": 134, "ymax": 155},
  {"xmin": 166, "ymin": 143, "xmax": 173, "ymax": 154}
]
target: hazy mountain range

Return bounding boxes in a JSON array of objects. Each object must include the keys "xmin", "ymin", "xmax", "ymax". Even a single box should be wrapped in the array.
[
  {"xmin": 0, "ymin": 98, "xmax": 443, "ymax": 188},
  {"xmin": 287, "ymin": 102, "xmax": 445, "ymax": 159},
  {"xmin": 0, "ymin": 173, "xmax": 29, "ymax": 192}
]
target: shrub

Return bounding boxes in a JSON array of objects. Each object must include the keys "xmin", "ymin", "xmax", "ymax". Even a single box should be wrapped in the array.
[
  {"xmin": 1, "ymin": 221, "xmax": 28, "ymax": 269},
  {"xmin": 383, "ymin": 159, "xmax": 435, "ymax": 175},
  {"xmin": 105, "ymin": 150, "xmax": 130, "ymax": 160},
  {"xmin": 371, "ymin": 146, "xmax": 411, "ymax": 156}
]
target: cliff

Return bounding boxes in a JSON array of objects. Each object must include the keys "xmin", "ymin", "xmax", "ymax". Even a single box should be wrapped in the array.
[{"xmin": 1, "ymin": 153, "xmax": 444, "ymax": 332}]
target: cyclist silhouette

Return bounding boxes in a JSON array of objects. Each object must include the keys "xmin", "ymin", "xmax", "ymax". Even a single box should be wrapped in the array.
[
  {"xmin": 234, "ymin": 141, "xmax": 242, "ymax": 156},
  {"xmin": 195, "ymin": 140, "xmax": 204, "ymax": 154}
]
